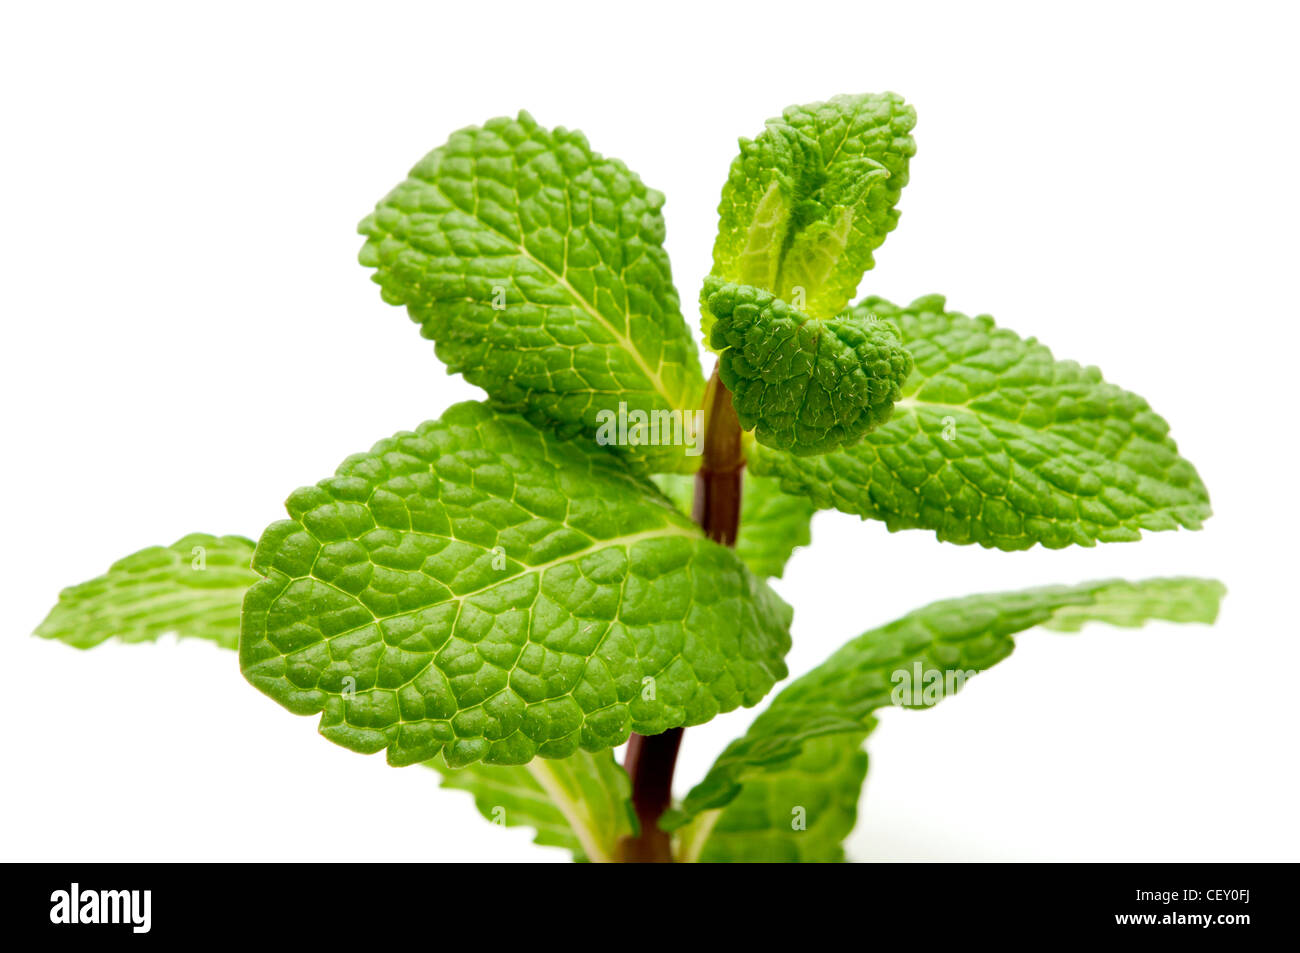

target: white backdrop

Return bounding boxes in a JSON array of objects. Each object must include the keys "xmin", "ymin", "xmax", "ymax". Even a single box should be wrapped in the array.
[{"xmin": 3, "ymin": 0, "xmax": 1296, "ymax": 862}]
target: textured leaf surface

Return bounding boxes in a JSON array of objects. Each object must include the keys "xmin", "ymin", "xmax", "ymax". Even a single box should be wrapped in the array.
[
  {"xmin": 678, "ymin": 734, "xmax": 869, "ymax": 863},
  {"xmin": 36, "ymin": 534, "xmax": 257, "ymax": 650},
  {"xmin": 428, "ymin": 748, "xmax": 635, "ymax": 862},
  {"xmin": 753, "ymin": 295, "xmax": 1212, "ymax": 549},
  {"xmin": 710, "ymin": 93, "xmax": 916, "ymax": 323},
  {"xmin": 359, "ymin": 112, "xmax": 705, "ymax": 472},
  {"xmin": 240, "ymin": 402, "xmax": 792, "ymax": 768},
  {"xmin": 703, "ymin": 278, "xmax": 912, "ymax": 454},
  {"xmin": 669, "ymin": 577, "xmax": 1224, "ymax": 826},
  {"xmin": 652, "ymin": 471, "xmax": 815, "ymax": 579}
]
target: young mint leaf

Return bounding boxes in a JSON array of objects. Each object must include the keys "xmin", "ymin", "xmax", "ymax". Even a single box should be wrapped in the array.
[
  {"xmin": 668, "ymin": 577, "xmax": 1225, "ymax": 827},
  {"xmin": 359, "ymin": 111, "xmax": 706, "ymax": 473},
  {"xmin": 239, "ymin": 402, "xmax": 793, "ymax": 768},
  {"xmin": 710, "ymin": 93, "xmax": 916, "ymax": 324},
  {"xmin": 652, "ymin": 471, "xmax": 815, "ymax": 579},
  {"xmin": 36, "ymin": 533, "xmax": 257, "ymax": 650},
  {"xmin": 676, "ymin": 733, "xmax": 869, "ymax": 863},
  {"xmin": 702, "ymin": 278, "xmax": 912, "ymax": 454},
  {"xmin": 428, "ymin": 748, "xmax": 636, "ymax": 863},
  {"xmin": 752, "ymin": 295, "xmax": 1212, "ymax": 549}
]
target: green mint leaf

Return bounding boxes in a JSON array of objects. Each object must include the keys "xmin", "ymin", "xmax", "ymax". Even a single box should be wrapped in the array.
[
  {"xmin": 239, "ymin": 402, "xmax": 793, "ymax": 768},
  {"xmin": 669, "ymin": 577, "xmax": 1225, "ymax": 827},
  {"xmin": 428, "ymin": 748, "xmax": 636, "ymax": 863},
  {"xmin": 752, "ymin": 295, "xmax": 1212, "ymax": 549},
  {"xmin": 36, "ymin": 533, "xmax": 257, "ymax": 650},
  {"xmin": 359, "ymin": 111, "xmax": 706, "ymax": 472},
  {"xmin": 677, "ymin": 733, "xmax": 869, "ymax": 863},
  {"xmin": 652, "ymin": 471, "xmax": 815, "ymax": 579},
  {"xmin": 710, "ymin": 93, "xmax": 916, "ymax": 322},
  {"xmin": 702, "ymin": 278, "xmax": 912, "ymax": 454}
]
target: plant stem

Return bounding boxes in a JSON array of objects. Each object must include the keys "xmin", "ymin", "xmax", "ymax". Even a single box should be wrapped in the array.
[
  {"xmin": 691, "ymin": 364, "xmax": 746, "ymax": 545},
  {"xmin": 617, "ymin": 363, "xmax": 745, "ymax": 862},
  {"xmin": 619, "ymin": 728, "xmax": 684, "ymax": 862}
]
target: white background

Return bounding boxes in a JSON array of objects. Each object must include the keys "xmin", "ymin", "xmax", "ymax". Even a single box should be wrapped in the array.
[{"xmin": 2, "ymin": 1, "xmax": 1297, "ymax": 862}]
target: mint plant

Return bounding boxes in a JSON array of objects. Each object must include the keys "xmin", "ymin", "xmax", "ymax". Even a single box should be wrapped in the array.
[{"xmin": 37, "ymin": 94, "xmax": 1222, "ymax": 863}]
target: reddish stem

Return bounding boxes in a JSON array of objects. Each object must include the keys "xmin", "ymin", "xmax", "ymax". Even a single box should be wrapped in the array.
[{"xmin": 617, "ymin": 364, "xmax": 745, "ymax": 862}]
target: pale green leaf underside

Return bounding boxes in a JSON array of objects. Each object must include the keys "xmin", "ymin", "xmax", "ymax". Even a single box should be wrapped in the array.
[
  {"xmin": 703, "ymin": 278, "xmax": 912, "ymax": 454},
  {"xmin": 678, "ymin": 733, "xmax": 869, "ymax": 863},
  {"xmin": 359, "ymin": 111, "xmax": 705, "ymax": 473},
  {"xmin": 36, "ymin": 533, "xmax": 257, "ymax": 650},
  {"xmin": 669, "ymin": 577, "xmax": 1225, "ymax": 827},
  {"xmin": 240, "ymin": 402, "xmax": 792, "ymax": 768},
  {"xmin": 427, "ymin": 748, "xmax": 635, "ymax": 862},
  {"xmin": 652, "ymin": 471, "xmax": 815, "ymax": 579},
  {"xmin": 753, "ymin": 295, "xmax": 1212, "ymax": 549},
  {"xmin": 711, "ymin": 93, "xmax": 916, "ymax": 323}
]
